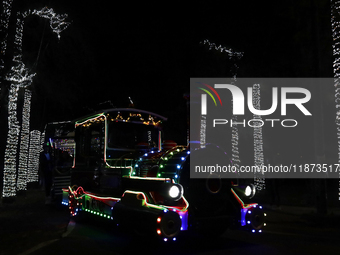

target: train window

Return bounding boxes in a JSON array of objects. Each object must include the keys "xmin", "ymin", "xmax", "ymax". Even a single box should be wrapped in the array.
[
  {"xmin": 90, "ymin": 131, "xmax": 101, "ymax": 155},
  {"xmin": 76, "ymin": 122, "xmax": 104, "ymax": 165}
]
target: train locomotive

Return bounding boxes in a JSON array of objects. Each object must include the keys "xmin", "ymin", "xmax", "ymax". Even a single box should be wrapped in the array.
[{"xmin": 61, "ymin": 108, "xmax": 265, "ymax": 241}]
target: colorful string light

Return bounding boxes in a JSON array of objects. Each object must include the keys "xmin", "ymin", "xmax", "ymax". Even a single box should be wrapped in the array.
[{"xmin": 66, "ymin": 185, "xmax": 189, "ymax": 232}]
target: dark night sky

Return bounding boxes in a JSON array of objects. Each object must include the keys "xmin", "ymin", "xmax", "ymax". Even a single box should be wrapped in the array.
[
  {"xmin": 19, "ymin": 1, "xmax": 333, "ymax": 106},
  {"xmin": 9, "ymin": 0, "xmax": 337, "ymax": 159},
  {"xmin": 20, "ymin": 1, "xmax": 187, "ymax": 121}
]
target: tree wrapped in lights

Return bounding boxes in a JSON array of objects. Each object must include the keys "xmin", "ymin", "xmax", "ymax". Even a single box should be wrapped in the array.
[
  {"xmin": 27, "ymin": 130, "xmax": 41, "ymax": 183},
  {"xmin": 2, "ymin": 84, "xmax": 20, "ymax": 197},
  {"xmin": 200, "ymin": 113, "xmax": 206, "ymax": 149},
  {"xmin": 17, "ymin": 89, "xmax": 32, "ymax": 191},
  {"xmin": 31, "ymin": 7, "xmax": 70, "ymax": 39},
  {"xmin": 200, "ymin": 39, "xmax": 243, "ymax": 172},
  {"xmin": 251, "ymin": 84, "xmax": 265, "ymax": 191},
  {"xmin": 331, "ymin": 0, "xmax": 340, "ymax": 200},
  {"xmin": 0, "ymin": 0, "xmax": 14, "ymax": 72},
  {"xmin": 1, "ymin": 7, "xmax": 70, "ymax": 198},
  {"xmin": 200, "ymin": 39, "xmax": 243, "ymax": 59},
  {"xmin": 0, "ymin": 3, "xmax": 14, "ymax": 176}
]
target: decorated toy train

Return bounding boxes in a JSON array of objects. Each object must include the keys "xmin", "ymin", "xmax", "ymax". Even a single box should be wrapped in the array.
[{"xmin": 60, "ymin": 108, "xmax": 265, "ymax": 241}]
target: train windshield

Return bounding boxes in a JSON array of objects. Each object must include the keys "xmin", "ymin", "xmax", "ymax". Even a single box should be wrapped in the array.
[{"xmin": 107, "ymin": 121, "xmax": 160, "ymax": 151}]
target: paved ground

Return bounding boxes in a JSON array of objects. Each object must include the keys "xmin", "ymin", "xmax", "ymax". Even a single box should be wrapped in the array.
[
  {"xmin": 0, "ymin": 188, "xmax": 69, "ymax": 255},
  {"xmin": 0, "ymin": 186, "xmax": 340, "ymax": 255}
]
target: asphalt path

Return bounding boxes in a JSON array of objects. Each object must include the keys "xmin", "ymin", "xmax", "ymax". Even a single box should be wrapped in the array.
[
  {"xmin": 1, "ymin": 188, "xmax": 339, "ymax": 255},
  {"xmin": 22, "ymin": 207, "xmax": 340, "ymax": 255}
]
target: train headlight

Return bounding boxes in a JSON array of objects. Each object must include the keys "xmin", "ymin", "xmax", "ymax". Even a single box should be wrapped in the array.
[
  {"xmin": 169, "ymin": 185, "xmax": 180, "ymax": 198},
  {"xmin": 168, "ymin": 184, "xmax": 183, "ymax": 201},
  {"xmin": 245, "ymin": 184, "xmax": 256, "ymax": 198},
  {"xmin": 245, "ymin": 186, "xmax": 252, "ymax": 196}
]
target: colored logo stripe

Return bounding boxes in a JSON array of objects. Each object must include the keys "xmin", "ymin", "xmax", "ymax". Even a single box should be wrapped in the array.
[
  {"xmin": 202, "ymin": 83, "xmax": 222, "ymax": 106},
  {"xmin": 198, "ymin": 87, "xmax": 216, "ymax": 106},
  {"xmin": 197, "ymin": 82, "xmax": 222, "ymax": 106}
]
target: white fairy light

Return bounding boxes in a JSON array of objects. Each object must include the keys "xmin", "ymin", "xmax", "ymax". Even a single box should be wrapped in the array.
[
  {"xmin": 200, "ymin": 115, "xmax": 206, "ymax": 148},
  {"xmin": 2, "ymin": 6, "xmax": 69, "ymax": 197},
  {"xmin": 200, "ymin": 39, "xmax": 244, "ymax": 171},
  {"xmin": 331, "ymin": 0, "xmax": 340, "ymax": 200},
  {"xmin": 17, "ymin": 89, "xmax": 32, "ymax": 191},
  {"xmin": 40, "ymin": 131, "xmax": 45, "ymax": 153},
  {"xmin": 0, "ymin": 0, "xmax": 14, "ymax": 71},
  {"xmin": 31, "ymin": 7, "xmax": 70, "ymax": 39},
  {"xmin": 230, "ymin": 101, "xmax": 241, "ymax": 172},
  {"xmin": 27, "ymin": 130, "xmax": 41, "ymax": 183},
  {"xmin": 2, "ymin": 15, "xmax": 34, "ymax": 197},
  {"xmin": 201, "ymin": 39, "xmax": 244, "ymax": 59},
  {"xmin": 6, "ymin": 62, "xmax": 36, "ymax": 84},
  {"xmin": 2, "ymin": 84, "xmax": 20, "ymax": 197},
  {"xmin": 252, "ymin": 84, "xmax": 265, "ymax": 191}
]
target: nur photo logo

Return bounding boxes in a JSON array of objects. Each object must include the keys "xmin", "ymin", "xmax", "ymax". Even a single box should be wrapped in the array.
[{"xmin": 197, "ymin": 80, "xmax": 312, "ymax": 128}]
